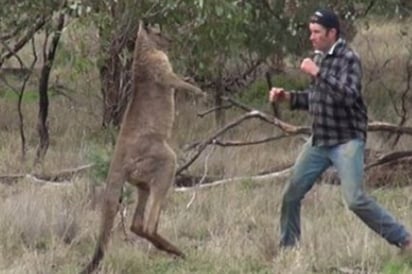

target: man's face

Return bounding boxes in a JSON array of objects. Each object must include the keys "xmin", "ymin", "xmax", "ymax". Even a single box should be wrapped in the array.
[{"xmin": 309, "ymin": 22, "xmax": 336, "ymax": 52}]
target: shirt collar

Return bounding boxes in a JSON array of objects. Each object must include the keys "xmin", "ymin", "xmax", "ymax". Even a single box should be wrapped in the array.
[
  {"xmin": 327, "ymin": 38, "xmax": 344, "ymax": 55},
  {"xmin": 313, "ymin": 38, "xmax": 344, "ymax": 58}
]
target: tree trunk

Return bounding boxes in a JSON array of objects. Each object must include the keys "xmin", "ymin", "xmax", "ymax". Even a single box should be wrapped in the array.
[
  {"xmin": 99, "ymin": 30, "xmax": 134, "ymax": 128},
  {"xmin": 34, "ymin": 12, "xmax": 65, "ymax": 166},
  {"xmin": 100, "ymin": 52, "xmax": 122, "ymax": 128}
]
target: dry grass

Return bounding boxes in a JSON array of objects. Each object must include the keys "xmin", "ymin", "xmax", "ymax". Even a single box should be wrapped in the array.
[
  {"xmin": 0, "ymin": 19, "xmax": 411, "ymax": 274},
  {"xmin": 352, "ymin": 18, "xmax": 412, "ymax": 124}
]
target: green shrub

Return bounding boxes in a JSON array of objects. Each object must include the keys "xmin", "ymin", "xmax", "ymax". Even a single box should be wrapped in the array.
[
  {"xmin": 87, "ymin": 145, "xmax": 111, "ymax": 186},
  {"xmin": 87, "ymin": 145, "xmax": 135, "ymax": 204}
]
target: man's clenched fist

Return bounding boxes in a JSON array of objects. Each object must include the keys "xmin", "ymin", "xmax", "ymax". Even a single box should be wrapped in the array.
[{"xmin": 300, "ymin": 58, "xmax": 320, "ymax": 77}]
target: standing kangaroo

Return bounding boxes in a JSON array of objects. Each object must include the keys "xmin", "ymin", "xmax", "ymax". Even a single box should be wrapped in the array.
[{"xmin": 81, "ymin": 21, "xmax": 204, "ymax": 274}]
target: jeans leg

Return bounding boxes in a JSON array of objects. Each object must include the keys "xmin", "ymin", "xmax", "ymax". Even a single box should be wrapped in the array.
[
  {"xmin": 331, "ymin": 139, "xmax": 410, "ymax": 247},
  {"xmin": 280, "ymin": 139, "xmax": 331, "ymax": 247}
]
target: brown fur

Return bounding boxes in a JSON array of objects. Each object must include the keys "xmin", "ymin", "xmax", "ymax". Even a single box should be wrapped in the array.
[{"xmin": 80, "ymin": 21, "xmax": 204, "ymax": 274}]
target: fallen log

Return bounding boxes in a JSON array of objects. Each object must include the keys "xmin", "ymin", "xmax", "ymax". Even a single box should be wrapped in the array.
[
  {"xmin": 176, "ymin": 151, "xmax": 412, "ymax": 190},
  {"xmin": 0, "ymin": 163, "xmax": 94, "ymax": 184}
]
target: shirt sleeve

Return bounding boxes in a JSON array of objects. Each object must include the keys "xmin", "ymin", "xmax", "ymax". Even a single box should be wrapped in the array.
[
  {"xmin": 290, "ymin": 88, "xmax": 310, "ymax": 110},
  {"xmin": 317, "ymin": 50, "xmax": 362, "ymax": 106}
]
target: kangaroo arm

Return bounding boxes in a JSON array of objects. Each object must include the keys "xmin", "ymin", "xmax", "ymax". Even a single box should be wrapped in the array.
[{"xmin": 165, "ymin": 72, "xmax": 205, "ymax": 97}]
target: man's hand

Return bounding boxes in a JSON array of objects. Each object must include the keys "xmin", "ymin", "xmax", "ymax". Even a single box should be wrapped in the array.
[
  {"xmin": 300, "ymin": 58, "xmax": 319, "ymax": 77},
  {"xmin": 269, "ymin": 87, "xmax": 290, "ymax": 103}
]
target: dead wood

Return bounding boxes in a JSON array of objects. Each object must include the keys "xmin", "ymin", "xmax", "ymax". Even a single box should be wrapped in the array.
[
  {"xmin": 180, "ymin": 95, "xmax": 412, "ymax": 176},
  {"xmin": 175, "ymin": 167, "xmax": 292, "ymax": 192},
  {"xmin": 176, "ymin": 109, "xmax": 309, "ymax": 175},
  {"xmin": 0, "ymin": 164, "xmax": 94, "ymax": 185},
  {"xmin": 176, "ymin": 156, "xmax": 412, "ymax": 191},
  {"xmin": 177, "ymin": 148, "xmax": 412, "ymax": 190},
  {"xmin": 321, "ymin": 149, "xmax": 412, "ymax": 187}
]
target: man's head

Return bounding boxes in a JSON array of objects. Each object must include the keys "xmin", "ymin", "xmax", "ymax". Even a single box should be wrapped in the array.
[{"xmin": 309, "ymin": 8, "xmax": 340, "ymax": 52}]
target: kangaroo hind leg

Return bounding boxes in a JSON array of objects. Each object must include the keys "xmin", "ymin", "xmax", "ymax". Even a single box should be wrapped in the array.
[
  {"xmin": 143, "ymin": 183, "xmax": 185, "ymax": 258},
  {"xmin": 130, "ymin": 184, "xmax": 149, "ymax": 236},
  {"xmin": 129, "ymin": 154, "xmax": 185, "ymax": 258}
]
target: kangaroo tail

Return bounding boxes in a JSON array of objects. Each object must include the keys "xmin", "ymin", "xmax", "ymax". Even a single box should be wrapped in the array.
[{"xmin": 80, "ymin": 173, "xmax": 125, "ymax": 274}]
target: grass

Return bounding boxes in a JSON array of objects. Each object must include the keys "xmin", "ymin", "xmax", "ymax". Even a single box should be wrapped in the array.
[
  {"xmin": 0, "ymin": 89, "xmax": 49, "ymax": 103},
  {"xmin": 0, "ymin": 18, "xmax": 411, "ymax": 274}
]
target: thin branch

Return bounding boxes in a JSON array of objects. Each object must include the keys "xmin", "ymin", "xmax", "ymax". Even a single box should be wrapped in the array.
[
  {"xmin": 177, "ymin": 111, "xmax": 264, "ymax": 175},
  {"xmin": 0, "ymin": 16, "xmax": 48, "ymax": 68},
  {"xmin": 185, "ymin": 146, "xmax": 215, "ymax": 209},
  {"xmin": 177, "ymin": 109, "xmax": 309, "ymax": 175},
  {"xmin": 175, "ymin": 167, "xmax": 292, "ymax": 192},
  {"xmin": 143, "ymin": 0, "xmax": 184, "ymax": 20},
  {"xmin": 197, "ymin": 104, "xmax": 233, "ymax": 118},
  {"xmin": 390, "ymin": 57, "xmax": 412, "ymax": 147},
  {"xmin": 365, "ymin": 150, "xmax": 412, "ymax": 170},
  {"xmin": 212, "ymin": 134, "xmax": 290, "ymax": 147},
  {"xmin": 221, "ymin": 95, "xmax": 252, "ymax": 112},
  {"xmin": 361, "ymin": 0, "xmax": 376, "ymax": 17},
  {"xmin": 0, "ymin": 26, "xmax": 22, "ymax": 41},
  {"xmin": 221, "ymin": 96, "xmax": 311, "ymax": 134},
  {"xmin": 17, "ymin": 38, "xmax": 38, "ymax": 161}
]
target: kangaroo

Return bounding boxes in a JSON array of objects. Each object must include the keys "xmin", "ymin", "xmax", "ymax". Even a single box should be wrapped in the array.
[{"xmin": 81, "ymin": 21, "xmax": 205, "ymax": 274}]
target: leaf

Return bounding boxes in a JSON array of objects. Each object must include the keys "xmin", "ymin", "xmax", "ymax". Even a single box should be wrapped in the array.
[{"xmin": 215, "ymin": 6, "xmax": 224, "ymax": 16}]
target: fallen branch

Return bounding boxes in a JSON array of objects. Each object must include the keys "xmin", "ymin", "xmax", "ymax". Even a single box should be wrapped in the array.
[
  {"xmin": 32, "ymin": 163, "xmax": 94, "ymax": 182},
  {"xmin": 0, "ymin": 163, "xmax": 94, "ymax": 184},
  {"xmin": 182, "ymin": 96, "xmax": 412, "ymax": 175},
  {"xmin": 175, "ymin": 167, "xmax": 292, "ymax": 192},
  {"xmin": 177, "ymin": 108, "xmax": 308, "ymax": 175},
  {"xmin": 25, "ymin": 174, "xmax": 70, "ymax": 185},
  {"xmin": 368, "ymin": 121, "xmax": 412, "ymax": 135},
  {"xmin": 176, "ymin": 148, "xmax": 412, "ymax": 191},
  {"xmin": 212, "ymin": 134, "xmax": 290, "ymax": 147},
  {"xmin": 177, "ymin": 111, "xmax": 261, "ymax": 174},
  {"xmin": 222, "ymin": 95, "xmax": 412, "ymax": 136},
  {"xmin": 365, "ymin": 150, "xmax": 412, "ymax": 170}
]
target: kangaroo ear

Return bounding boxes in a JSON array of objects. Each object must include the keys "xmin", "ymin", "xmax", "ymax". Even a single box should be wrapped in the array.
[{"xmin": 137, "ymin": 19, "xmax": 145, "ymax": 37}]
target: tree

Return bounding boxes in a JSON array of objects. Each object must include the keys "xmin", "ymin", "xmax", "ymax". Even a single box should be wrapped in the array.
[{"xmin": 0, "ymin": 0, "xmax": 68, "ymax": 166}]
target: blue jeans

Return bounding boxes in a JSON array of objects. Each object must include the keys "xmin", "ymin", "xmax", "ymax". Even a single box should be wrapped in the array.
[{"xmin": 280, "ymin": 138, "xmax": 410, "ymax": 248}]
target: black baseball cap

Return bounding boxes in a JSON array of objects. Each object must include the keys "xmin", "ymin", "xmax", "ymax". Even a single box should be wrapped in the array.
[{"xmin": 310, "ymin": 8, "xmax": 340, "ymax": 32}]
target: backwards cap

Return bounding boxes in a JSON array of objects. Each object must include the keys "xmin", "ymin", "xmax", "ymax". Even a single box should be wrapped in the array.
[{"xmin": 310, "ymin": 8, "xmax": 340, "ymax": 32}]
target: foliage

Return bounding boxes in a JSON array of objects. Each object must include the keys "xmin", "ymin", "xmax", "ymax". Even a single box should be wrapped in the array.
[
  {"xmin": 1, "ymin": 0, "xmax": 410, "ymax": 80},
  {"xmin": 87, "ymin": 145, "xmax": 111, "ymax": 185},
  {"xmin": 57, "ymin": 0, "xmax": 361, "ymax": 78},
  {"xmin": 87, "ymin": 145, "xmax": 134, "ymax": 204},
  {"xmin": 0, "ymin": 0, "xmax": 60, "ymax": 29}
]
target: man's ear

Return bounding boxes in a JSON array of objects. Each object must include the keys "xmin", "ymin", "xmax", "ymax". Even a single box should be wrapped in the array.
[{"xmin": 327, "ymin": 28, "xmax": 338, "ymax": 39}]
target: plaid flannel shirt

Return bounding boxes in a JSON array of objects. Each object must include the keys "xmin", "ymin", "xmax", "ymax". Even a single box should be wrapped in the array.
[{"xmin": 290, "ymin": 38, "xmax": 368, "ymax": 147}]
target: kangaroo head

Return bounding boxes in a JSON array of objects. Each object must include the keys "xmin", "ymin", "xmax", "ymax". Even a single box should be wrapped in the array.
[{"xmin": 136, "ymin": 20, "xmax": 171, "ymax": 52}]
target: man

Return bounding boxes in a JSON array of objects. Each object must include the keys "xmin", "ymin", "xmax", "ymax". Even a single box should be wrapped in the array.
[{"xmin": 269, "ymin": 8, "xmax": 411, "ymax": 251}]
